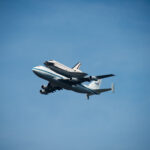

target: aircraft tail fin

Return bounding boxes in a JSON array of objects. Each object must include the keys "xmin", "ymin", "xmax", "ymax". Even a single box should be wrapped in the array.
[
  {"xmin": 111, "ymin": 83, "xmax": 115, "ymax": 93},
  {"xmin": 88, "ymin": 79, "xmax": 101, "ymax": 89},
  {"xmin": 86, "ymin": 82, "xmax": 114, "ymax": 100},
  {"xmin": 72, "ymin": 62, "xmax": 81, "ymax": 70}
]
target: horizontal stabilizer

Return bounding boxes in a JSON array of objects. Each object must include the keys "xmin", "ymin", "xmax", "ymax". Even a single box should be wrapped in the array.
[
  {"xmin": 95, "ymin": 88, "xmax": 112, "ymax": 94},
  {"xmin": 95, "ymin": 83, "xmax": 115, "ymax": 94}
]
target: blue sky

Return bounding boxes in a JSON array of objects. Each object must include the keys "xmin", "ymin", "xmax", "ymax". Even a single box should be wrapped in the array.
[{"xmin": 0, "ymin": 0, "xmax": 150, "ymax": 150}]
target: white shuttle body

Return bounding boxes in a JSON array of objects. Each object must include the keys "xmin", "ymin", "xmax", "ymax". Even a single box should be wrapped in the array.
[{"xmin": 44, "ymin": 60, "xmax": 87, "ymax": 78}]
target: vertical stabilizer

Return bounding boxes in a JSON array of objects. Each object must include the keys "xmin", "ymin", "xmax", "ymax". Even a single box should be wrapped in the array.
[
  {"xmin": 88, "ymin": 79, "xmax": 101, "ymax": 89},
  {"xmin": 111, "ymin": 83, "xmax": 115, "ymax": 93},
  {"xmin": 86, "ymin": 94, "xmax": 89, "ymax": 100}
]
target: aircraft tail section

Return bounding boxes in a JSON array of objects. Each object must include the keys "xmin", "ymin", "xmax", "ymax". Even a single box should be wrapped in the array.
[
  {"xmin": 86, "ymin": 82, "xmax": 114, "ymax": 100},
  {"xmin": 72, "ymin": 62, "xmax": 81, "ymax": 70},
  {"xmin": 111, "ymin": 83, "xmax": 115, "ymax": 93},
  {"xmin": 88, "ymin": 79, "xmax": 101, "ymax": 89},
  {"xmin": 94, "ymin": 83, "xmax": 114, "ymax": 94}
]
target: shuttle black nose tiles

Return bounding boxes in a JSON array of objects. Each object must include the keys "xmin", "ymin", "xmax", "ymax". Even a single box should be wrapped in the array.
[{"xmin": 44, "ymin": 61, "xmax": 54, "ymax": 66}]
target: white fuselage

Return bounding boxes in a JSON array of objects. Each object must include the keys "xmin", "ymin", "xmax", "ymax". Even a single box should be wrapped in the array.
[{"xmin": 32, "ymin": 66, "xmax": 97, "ymax": 95}]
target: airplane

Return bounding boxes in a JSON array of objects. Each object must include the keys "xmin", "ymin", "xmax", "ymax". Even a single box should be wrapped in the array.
[{"xmin": 32, "ymin": 60, "xmax": 115, "ymax": 99}]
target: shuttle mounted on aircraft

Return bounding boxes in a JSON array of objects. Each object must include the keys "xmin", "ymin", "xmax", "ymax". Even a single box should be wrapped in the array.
[
  {"xmin": 32, "ymin": 60, "xmax": 115, "ymax": 99},
  {"xmin": 44, "ymin": 60, "xmax": 87, "ymax": 78}
]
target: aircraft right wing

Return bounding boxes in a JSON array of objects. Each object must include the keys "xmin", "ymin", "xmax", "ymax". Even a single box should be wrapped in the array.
[
  {"xmin": 80, "ymin": 74, "xmax": 115, "ymax": 82},
  {"xmin": 60, "ymin": 74, "xmax": 115, "ymax": 85}
]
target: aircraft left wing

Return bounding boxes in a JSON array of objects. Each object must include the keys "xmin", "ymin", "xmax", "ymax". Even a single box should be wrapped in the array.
[{"xmin": 40, "ymin": 82, "xmax": 62, "ymax": 94}]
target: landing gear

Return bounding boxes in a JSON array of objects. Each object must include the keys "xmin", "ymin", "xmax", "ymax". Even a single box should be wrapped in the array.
[{"xmin": 86, "ymin": 94, "xmax": 89, "ymax": 100}]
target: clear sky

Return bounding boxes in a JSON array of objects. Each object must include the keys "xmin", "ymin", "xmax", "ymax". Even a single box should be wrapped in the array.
[{"xmin": 0, "ymin": 0, "xmax": 150, "ymax": 150}]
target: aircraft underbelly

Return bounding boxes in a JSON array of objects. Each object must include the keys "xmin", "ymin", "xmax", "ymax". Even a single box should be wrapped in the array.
[
  {"xmin": 70, "ymin": 85, "xmax": 91, "ymax": 94},
  {"xmin": 49, "ymin": 77, "xmax": 90, "ymax": 94}
]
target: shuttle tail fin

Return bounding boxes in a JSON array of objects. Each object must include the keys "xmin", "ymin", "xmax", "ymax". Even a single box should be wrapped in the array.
[{"xmin": 72, "ymin": 62, "xmax": 81, "ymax": 70}]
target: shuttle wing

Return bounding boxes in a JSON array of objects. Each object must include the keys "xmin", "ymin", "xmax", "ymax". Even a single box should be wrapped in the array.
[{"xmin": 44, "ymin": 60, "xmax": 87, "ymax": 78}]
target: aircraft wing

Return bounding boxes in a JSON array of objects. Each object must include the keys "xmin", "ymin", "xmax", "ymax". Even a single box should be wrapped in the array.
[
  {"xmin": 60, "ymin": 74, "xmax": 115, "ymax": 85},
  {"xmin": 81, "ymin": 74, "xmax": 115, "ymax": 82},
  {"xmin": 40, "ymin": 82, "xmax": 62, "ymax": 94}
]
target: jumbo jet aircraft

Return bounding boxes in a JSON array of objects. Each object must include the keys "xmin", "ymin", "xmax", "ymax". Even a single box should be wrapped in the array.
[{"xmin": 32, "ymin": 60, "xmax": 115, "ymax": 99}]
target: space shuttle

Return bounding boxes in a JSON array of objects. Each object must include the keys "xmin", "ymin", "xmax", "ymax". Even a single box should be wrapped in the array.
[{"xmin": 44, "ymin": 60, "xmax": 88, "ymax": 78}]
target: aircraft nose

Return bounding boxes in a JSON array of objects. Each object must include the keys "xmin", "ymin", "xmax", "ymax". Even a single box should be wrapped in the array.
[
  {"xmin": 32, "ymin": 66, "xmax": 42, "ymax": 78},
  {"xmin": 32, "ymin": 67, "xmax": 38, "ymax": 74}
]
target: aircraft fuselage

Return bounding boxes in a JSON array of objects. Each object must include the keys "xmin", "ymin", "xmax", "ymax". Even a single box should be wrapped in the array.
[{"xmin": 32, "ymin": 66, "xmax": 97, "ymax": 95}]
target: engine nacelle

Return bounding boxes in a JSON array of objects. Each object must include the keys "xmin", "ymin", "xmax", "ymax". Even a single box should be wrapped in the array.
[
  {"xmin": 89, "ymin": 76, "xmax": 97, "ymax": 81},
  {"xmin": 41, "ymin": 85, "xmax": 47, "ymax": 89},
  {"xmin": 70, "ymin": 77, "xmax": 80, "ymax": 82},
  {"xmin": 40, "ymin": 89, "xmax": 47, "ymax": 94}
]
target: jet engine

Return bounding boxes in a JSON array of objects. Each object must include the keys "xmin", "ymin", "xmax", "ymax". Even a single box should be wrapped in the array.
[
  {"xmin": 89, "ymin": 76, "xmax": 97, "ymax": 81},
  {"xmin": 40, "ymin": 89, "xmax": 47, "ymax": 94},
  {"xmin": 41, "ymin": 85, "xmax": 47, "ymax": 89}
]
